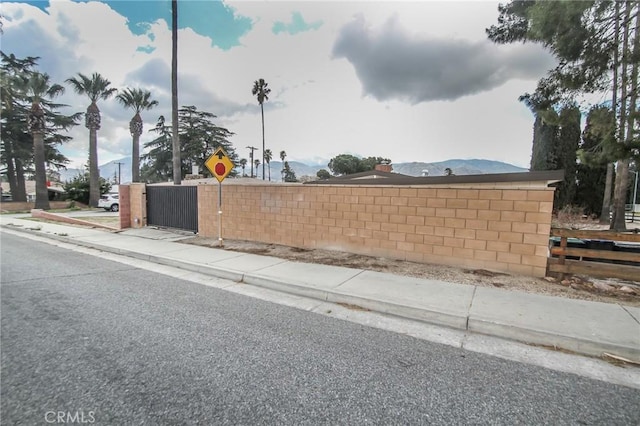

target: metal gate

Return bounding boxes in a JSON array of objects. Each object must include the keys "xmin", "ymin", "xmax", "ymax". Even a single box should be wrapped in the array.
[{"xmin": 146, "ymin": 186, "xmax": 198, "ymax": 233}]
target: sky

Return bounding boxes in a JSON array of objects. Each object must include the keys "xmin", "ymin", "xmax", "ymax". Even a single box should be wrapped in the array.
[{"xmin": 1, "ymin": 0, "xmax": 561, "ymax": 170}]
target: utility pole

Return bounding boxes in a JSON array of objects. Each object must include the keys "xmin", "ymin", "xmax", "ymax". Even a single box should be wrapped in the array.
[
  {"xmin": 246, "ymin": 146, "xmax": 257, "ymax": 178},
  {"xmin": 115, "ymin": 162, "xmax": 125, "ymax": 184}
]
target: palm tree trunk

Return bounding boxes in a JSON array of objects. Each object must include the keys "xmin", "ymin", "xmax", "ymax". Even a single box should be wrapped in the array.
[
  {"xmin": 89, "ymin": 128, "xmax": 99, "ymax": 207},
  {"xmin": 4, "ymin": 140, "xmax": 19, "ymax": 200},
  {"xmin": 33, "ymin": 131, "xmax": 50, "ymax": 210},
  {"xmin": 171, "ymin": 0, "xmax": 181, "ymax": 185},
  {"xmin": 261, "ymin": 104, "xmax": 265, "ymax": 180},
  {"xmin": 132, "ymin": 132, "xmax": 140, "ymax": 182},
  {"xmin": 14, "ymin": 158, "xmax": 27, "ymax": 202}
]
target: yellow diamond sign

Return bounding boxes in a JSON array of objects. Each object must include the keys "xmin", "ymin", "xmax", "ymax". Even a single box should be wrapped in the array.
[{"xmin": 205, "ymin": 147, "xmax": 234, "ymax": 183}]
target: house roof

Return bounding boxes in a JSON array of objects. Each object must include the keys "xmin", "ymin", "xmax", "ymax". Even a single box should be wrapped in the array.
[
  {"xmin": 307, "ymin": 170, "xmax": 413, "ymax": 183},
  {"xmin": 306, "ymin": 170, "xmax": 565, "ymax": 187},
  {"xmin": 1, "ymin": 181, "xmax": 66, "ymax": 195}
]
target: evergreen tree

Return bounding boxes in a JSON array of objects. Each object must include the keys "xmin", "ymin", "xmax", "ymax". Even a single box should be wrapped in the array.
[
  {"xmin": 142, "ymin": 106, "xmax": 238, "ymax": 183},
  {"xmin": 575, "ymin": 106, "xmax": 616, "ymax": 216},
  {"xmin": 487, "ymin": 1, "xmax": 639, "ymax": 230}
]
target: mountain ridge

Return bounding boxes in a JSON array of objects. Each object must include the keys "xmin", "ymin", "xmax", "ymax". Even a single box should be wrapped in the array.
[{"xmin": 57, "ymin": 157, "xmax": 527, "ymax": 183}]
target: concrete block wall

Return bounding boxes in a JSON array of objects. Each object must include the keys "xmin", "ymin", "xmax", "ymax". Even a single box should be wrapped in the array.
[{"xmin": 197, "ymin": 183, "xmax": 555, "ymax": 277}]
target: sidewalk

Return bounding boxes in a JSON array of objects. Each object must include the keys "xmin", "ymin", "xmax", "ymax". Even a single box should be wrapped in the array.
[{"xmin": 1, "ymin": 214, "xmax": 639, "ymax": 362}]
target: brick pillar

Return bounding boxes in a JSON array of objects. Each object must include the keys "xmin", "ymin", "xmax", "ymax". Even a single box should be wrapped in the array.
[
  {"xmin": 129, "ymin": 183, "xmax": 147, "ymax": 228},
  {"xmin": 119, "ymin": 185, "xmax": 131, "ymax": 229}
]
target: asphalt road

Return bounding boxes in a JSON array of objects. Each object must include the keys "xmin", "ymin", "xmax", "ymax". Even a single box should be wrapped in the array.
[{"xmin": 1, "ymin": 232, "xmax": 639, "ymax": 425}]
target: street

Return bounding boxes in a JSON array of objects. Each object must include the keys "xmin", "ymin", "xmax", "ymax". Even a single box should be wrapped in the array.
[{"xmin": 1, "ymin": 232, "xmax": 639, "ymax": 425}]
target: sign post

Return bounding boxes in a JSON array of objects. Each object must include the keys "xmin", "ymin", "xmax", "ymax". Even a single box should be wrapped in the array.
[{"xmin": 204, "ymin": 148, "xmax": 234, "ymax": 247}]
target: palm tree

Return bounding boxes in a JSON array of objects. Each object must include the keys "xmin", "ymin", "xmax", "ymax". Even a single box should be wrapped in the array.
[
  {"xmin": 66, "ymin": 72, "xmax": 116, "ymax": 207},
  {"xmin": 116, "ymin": 88, "xmax": 158, "ymax": 182},
  {"xmin": 239, "ymin": 158, "xmax": 247, "ymax": 177},
  {"xmin": 264, "ymin": 148, "xmax": 273, "ymax": 181},
  {"xmin": 25, "ymin": 73, "xmax": 65, "ymax": 210},
  {"xmin": 254, "ymin": 158, "xmax": 261, "ymax": 176},
  {"xmin": 251, "ymin": 78, "xmax": 270, "ymax": 180},
  {"xmin": 280, "ymin": 150, "xmax": 286, "ymax": 182},
  {"xmin": 171, "ymin": 0, "xmax": 180, "ymax": 185}
]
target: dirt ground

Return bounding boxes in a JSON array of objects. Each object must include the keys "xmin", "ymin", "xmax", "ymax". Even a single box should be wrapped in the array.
[{"xmin": 181, "ymin": 236, "xmax": 640, "ymax": 308}]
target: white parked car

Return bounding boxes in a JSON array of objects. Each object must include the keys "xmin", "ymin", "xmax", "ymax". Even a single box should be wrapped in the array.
[{"xmin": 98, "ymin": 193, "xmax": 119, "ymax": 212}]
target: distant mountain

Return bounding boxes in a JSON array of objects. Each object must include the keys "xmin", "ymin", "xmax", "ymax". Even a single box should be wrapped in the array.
[
  {"xmin": 58, "ymin": 157, "xmax": 132, "ymax": 184},
  {"xmin": 58, "ymin": 157, "xmax": 527, "ymax": 183},
  {"xmin": 246, "ymin": 161, "xmax": 324, "ymax": 181},
  {"xmin": 392, "ymin": 159, "xmax": 527, "ymax": 177}
]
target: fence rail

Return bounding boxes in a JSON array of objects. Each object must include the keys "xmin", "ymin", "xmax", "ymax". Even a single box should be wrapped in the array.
[{"xmin": 548, "ymin": 228, "xmax": 640, "ymax": 280}]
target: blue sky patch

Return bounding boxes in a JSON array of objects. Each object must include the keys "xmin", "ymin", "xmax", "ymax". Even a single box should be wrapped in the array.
[
  {"xmin": 15, "ymin": 0, "xmax": 252, "ymax": 50},
  {"xmin": 273, "ymin": 12, "xmax": 322, "ymax": 35}
]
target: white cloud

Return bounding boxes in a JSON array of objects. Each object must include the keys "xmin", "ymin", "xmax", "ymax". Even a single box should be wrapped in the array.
[{"xmin": 2, "ymin": 0, "xmax": 553, "ymax": 170}]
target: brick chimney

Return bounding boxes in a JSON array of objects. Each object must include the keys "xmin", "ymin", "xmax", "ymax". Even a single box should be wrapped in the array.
[{"xmin": 374, "ymin": 162, "xmax": 393, "ymax": 173}]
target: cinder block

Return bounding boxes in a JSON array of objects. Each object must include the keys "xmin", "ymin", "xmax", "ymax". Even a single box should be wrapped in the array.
[
  {"xmin": 465, "ymin": 219, "xmax": 488, "ymax": 230},
  {"xmin": 500, "ymin": 211, "xmax": 526, "ymax": 222},
  {"xmin": 476, "ymin": 230, "xmax": 499, "ymax": 241},
  {"xmin": 502, "ymin": 190, "xmax": 528, "ymax": 201},
  {"xmin": 526, "ymin": 212, "xmax": 549, "ymax": 223},
  {"xmin": 453, "ymin": 247, "xmax": 474, "ymax": 259},
  {"xmin": 488, "ymin": 221, "xmax": 512, "ymax": 232},
  {"xmin": 456, "ymin": 209, "xmax": 478, "ymax": 219},
  {"xmin": 407, "ymin": 215, "xmax": 425, "ymax": 226},
  {"xmin": 512, "ymin": 222, "xmax": 537, "ymax": 234},
  {"xmin": 457, "ymin": 189, "xmax": 479, "ymax": 199},
  {"xmin": 514, "ymin": 201, "xmax": 540, "ymax": 212},
  {"xmin": 473, "ymin": 249, "xmax": 496, "ymax": 261},
  {"xmin": 397, "ymin": 241, "xmax": 415, "ymax": 252},
  {"xmin": 523, "ymin": 233, "xmax": 550, "ymax": 246},
  {"xmin": 499, "ymin": 231, "xmax": 524, "ymax": 243},
  {"xmin": 390, "ymin": 214, "xmax": 407, "ymax": 224},
  {"xmin": 382, "ymin": 188, "xmax": 400, "ymax": 197},
  {"xmin": 417, "ymin": 207, "xmax": 437, "ymax": 217},
  {"xmin": 479, "ymin": 189, "xmax": 502, "ymax": 200},
  {"xmin": 509, "ymin": 243, "xmax": 535, "ymax": 255},
  {"xmin": 487, "ymin": 241, "xmax": 510, "ymax": 252},
  {"xmin": 435, "ymin": 208, "xmax": 456, "ymax": 218},
  {"xmin": 416, "ymin": 188, "xmax": 437, "ymax": 198},
  {"xmin": 434, "ymin": 227, "xmax": 455, "ymax": 237},
  {"xmin": 521, "ymin": 254, "xmax": 548, "ymax": 268},
  {"xmin": 423, "ymin": 235, "xmax": 444, "ymax": 245},
  {"xmin": 398, "ymin": 206, "xmax": 416, "ymax": 216},
  {"xmin": 446, "ymin": 198, "xmax": 468, "ymax": 209},
  {"xmin": 468, "ymin": 199, "xmax": 491, "ymax": 210},
  {"xmin": 443, "ymin": 237, "xmax": 464, "ymax": 248},
  {"xmin": 437, "ymin": 189, "xmax": 457, "ymax": 199},
  {"xmin": 527, "ymin": 190, "xmax": 554, "ymax": 202},
  {"xmin": 408, "ymin": 197, "xmax": 428, "ymax": 207},
  {"xmin": 399, "ymin": 188, "xmax": 417, "ymax": 197},
  {"xmin": 416, "ymin": 225, "xmax": 435, "ymax": 235},
  {"xmin": 397, "ymin": 224, "xmax": 416, "ymax": 234},
  {"xmin": 427, "ymin": 198, "xmax": 447, "ymax": 208},
  {"xmin": 454, "ymin": 228, "xmax": 476, "ymax": 239},
  {"xmin": 490, "ymin": 200, "xmax": 514, "ymax": 211},
  {"xmin": 406, "ymin": 233, "xmax": 424, "ymax": 244},
  {"xmin": 497, "ymin": 251, "xmax": 521, "ymax": 264}
]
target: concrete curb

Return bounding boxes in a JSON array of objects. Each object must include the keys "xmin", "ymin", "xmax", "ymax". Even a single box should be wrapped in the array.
[{"xmin": 3, "ymin": 224, "xmax": 638, "ymax": 361}]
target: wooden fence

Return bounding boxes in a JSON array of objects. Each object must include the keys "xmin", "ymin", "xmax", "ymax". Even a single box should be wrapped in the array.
[{"xmin": 548, "ymin": 228, "xmax": 640, "ymax": 280}]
